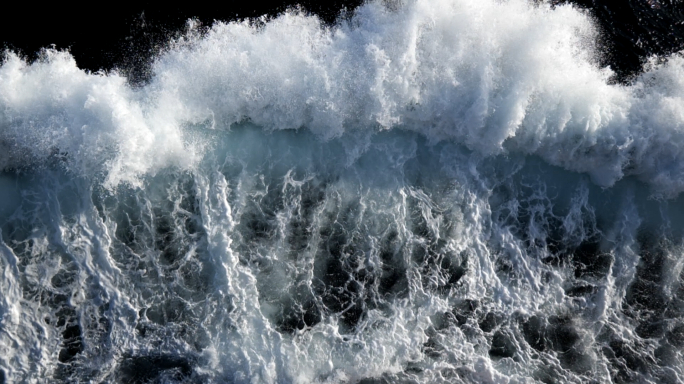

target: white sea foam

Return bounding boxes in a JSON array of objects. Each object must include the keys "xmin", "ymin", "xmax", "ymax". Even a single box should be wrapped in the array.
[
  {"xmin": 0, "ymin": 0, "xmax": 680, "ymax": 195},
  {"xmin": 0, "ymin": 51, "xmax": 196, "ymax": 188},
  {"xmin": 1, "ymin": 0, "xmax": 684, "ymax": 383}
]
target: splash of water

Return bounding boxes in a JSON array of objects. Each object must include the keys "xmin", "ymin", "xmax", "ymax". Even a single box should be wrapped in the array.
[{"xmin": 1, "ymin": 0, "xmax": 684, "ymax": 382}]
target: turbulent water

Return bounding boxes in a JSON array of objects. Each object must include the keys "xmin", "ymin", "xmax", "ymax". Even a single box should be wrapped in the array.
[{"xmin": 2, "ymin": 0, "xmax": 684, "ymax": 382}]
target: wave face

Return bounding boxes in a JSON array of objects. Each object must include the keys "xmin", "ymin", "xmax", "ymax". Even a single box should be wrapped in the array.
[{"xmin": 2, "ymin": 0, "xmax": 684, "ymax": 382}]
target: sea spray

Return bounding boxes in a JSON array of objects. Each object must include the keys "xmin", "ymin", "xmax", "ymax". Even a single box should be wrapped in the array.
[{"xmin": 1, "ymin": 0, "xmax": 684, "ymax": 382}]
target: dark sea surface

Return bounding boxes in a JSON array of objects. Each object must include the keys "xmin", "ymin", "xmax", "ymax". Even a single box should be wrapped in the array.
[{"xmin": 1, "ymin": 1, "xmax": 684, "ymax": 383}]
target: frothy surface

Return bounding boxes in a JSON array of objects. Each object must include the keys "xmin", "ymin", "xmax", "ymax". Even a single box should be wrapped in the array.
[{"xmin": 1, "ymin": 0, "xmax": 684, "ymax": 382}]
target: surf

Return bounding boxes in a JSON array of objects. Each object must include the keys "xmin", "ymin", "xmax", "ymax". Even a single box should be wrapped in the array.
[{"xmin": 1, "ymin": 0, "xmax": 684, "ymax": 382}]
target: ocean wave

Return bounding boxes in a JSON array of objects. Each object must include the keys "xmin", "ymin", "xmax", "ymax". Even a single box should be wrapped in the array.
[{"xmin": 1, "ymin": 1, "xmax": 684, "ymax": 382}]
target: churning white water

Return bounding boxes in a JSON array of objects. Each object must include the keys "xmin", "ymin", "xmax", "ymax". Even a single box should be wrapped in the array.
[{"xmin": 2, "ymin": 0, "xmax": 684, "ymax": 382}]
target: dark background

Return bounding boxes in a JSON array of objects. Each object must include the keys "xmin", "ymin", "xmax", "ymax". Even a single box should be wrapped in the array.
[{"xmin": 1, "ymin": 0, "xmax": 682, "ymax": 84}]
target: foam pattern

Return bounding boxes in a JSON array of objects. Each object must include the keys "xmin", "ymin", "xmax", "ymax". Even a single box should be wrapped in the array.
[{"xmin": 1, "ymin": 1, "xmax": 684, "ymax": 383}]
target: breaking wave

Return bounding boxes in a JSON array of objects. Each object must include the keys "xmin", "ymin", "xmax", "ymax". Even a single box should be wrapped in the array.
[{"xmin": 1, "ymin": 0, "xmax": 684, "ymax": 382}]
